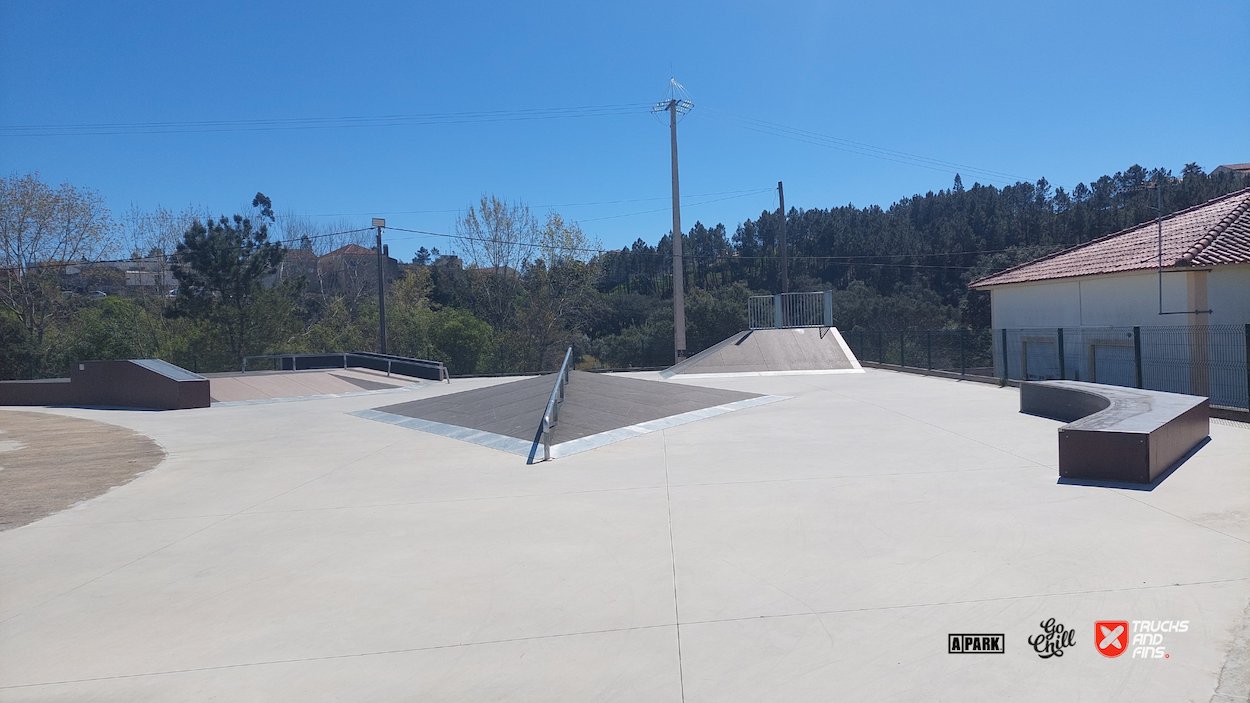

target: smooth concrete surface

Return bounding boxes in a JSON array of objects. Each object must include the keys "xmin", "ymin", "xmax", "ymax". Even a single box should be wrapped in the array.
[
  {"xmin": 1, "ymin": 371, "xmax": 1248, "ymax": 701},
  {"xmin": 661, "ymin": 327, "xmax": 863, "ymax": 378}
]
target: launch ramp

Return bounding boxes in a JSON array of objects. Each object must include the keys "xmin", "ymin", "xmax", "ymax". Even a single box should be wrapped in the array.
[{"xmin": 662, "ymin": 327, "xmax": 864, "ymax": 378}]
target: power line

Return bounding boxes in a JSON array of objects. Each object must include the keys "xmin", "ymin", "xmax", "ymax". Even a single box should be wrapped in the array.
[
  {"xmin": 0, "ymin": 104, "xmax": 652, "ymax": 137},
  {"xmin": 697, "ymin": 106, "xmax": 1029, "ymax": 184},
  {"xmin": 299, "ymin": 188, "xmax": 773, "ymax": 218}
]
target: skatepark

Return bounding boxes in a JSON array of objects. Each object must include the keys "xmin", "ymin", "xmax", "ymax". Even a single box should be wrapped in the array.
[{"xmin": 1, "ymin": 325, "xmax": 1249, "ymax": 701}]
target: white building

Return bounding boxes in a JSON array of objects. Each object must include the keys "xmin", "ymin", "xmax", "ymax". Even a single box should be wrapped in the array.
[{"xmin": 969, "ymin": 188, "xmax": 1249, "ymax": 405}]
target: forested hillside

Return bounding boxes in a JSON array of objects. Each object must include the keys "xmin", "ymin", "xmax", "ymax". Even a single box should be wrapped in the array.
[{"xmin": 2, "ymin": 164, "xmax": 1245, "ymax": 378}]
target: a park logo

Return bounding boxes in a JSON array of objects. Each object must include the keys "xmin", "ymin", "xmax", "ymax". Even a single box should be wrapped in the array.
[
  {"xmin": 948, "ymin": 634, "xmax": 1004, "ymax": 654},
  {"xmin": 1027, "ymin": 618, "xmax": 1076, "ymax": 658},
  {"xmin": 1096, "ymin": 621, "xmax": 1129, "ymax": 658}
]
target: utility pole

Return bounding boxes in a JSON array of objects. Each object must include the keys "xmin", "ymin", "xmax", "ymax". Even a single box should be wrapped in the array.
[
  {"xmin": 653, "ymin": 88, "xmax": 693, "ymax": 363},
  {"xmin": 373, "ymin": 217, "xmax": 388, "ymax": 354},
  {"xmin": 778, "ymin": 181, "xmax": 788, "ymax": 294}
]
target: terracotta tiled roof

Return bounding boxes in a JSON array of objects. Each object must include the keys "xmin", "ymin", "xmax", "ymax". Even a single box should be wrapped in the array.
[
  {"xmin": 323, "ymin": 244, "xmax": 375, "ymax": 257},
  {"xmin": 969, "ymin": 188, "xmax": 1250, "ymax": 288}
]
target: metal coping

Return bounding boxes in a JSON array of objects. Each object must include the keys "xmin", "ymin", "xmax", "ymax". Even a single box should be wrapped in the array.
[{"xmin": 129, "ymin": 358, "xmax": 206, "ymax": 382}]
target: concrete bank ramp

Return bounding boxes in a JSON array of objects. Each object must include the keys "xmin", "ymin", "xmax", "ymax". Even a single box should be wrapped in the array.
[{"xmin": 661, "ymin": 327, "xmax": 864, "ymax": 378}]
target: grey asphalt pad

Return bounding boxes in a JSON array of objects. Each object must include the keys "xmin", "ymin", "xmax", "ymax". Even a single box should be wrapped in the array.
[{"xmin": 373, "ymin": 370, "xmax": 761, "ymax": 443}]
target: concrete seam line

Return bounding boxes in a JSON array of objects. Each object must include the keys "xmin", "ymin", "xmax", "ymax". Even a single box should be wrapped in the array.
[
  {"xmin": 661, "ymin": 430, "xmax": 686, "ymax": 703},
  {"xmin": 0, "ymin": 623, "xmax": 676, "ymax": 690}
]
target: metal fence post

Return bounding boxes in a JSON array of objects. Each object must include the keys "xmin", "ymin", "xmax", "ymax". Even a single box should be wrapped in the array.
[
  {"xmin": 899, "ymin": 331, "xmax": 906, "ymax": 367},
  {"xmin": 959, "ymin": 329, "xmax": 966, "ymax": 376},
  {"xmin": 823, "ymin": 290, "xmax": 833, "ymax": 328},
  {"xmin": 1001, "ymin": 328, "xmax": 1009, "ymax": 380},
  {"xmin": 774, "ymin": 294, "xmax": 783, "ymax": 329},
  {"xmin": 1057, "ymin": 328, "xmax": 1065, "ymax": 381},
  {"xmin": 1133, "ymin": 326, "xmax": 1143, "ymax": 389},
  {"xmin": 926, "ymin": 331, "xmax": 932, "ymax": 370}
]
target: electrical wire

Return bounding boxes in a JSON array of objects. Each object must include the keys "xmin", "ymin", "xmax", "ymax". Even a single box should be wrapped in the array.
[
  {"xmin": 0, "ymin": 104, "xmax": 652, "ymax": 137},
  {"xmin": 697, "ymin": 106, "xmax": 1029, "ymax": 184},
  {"xmin": 299, "ymin": 188, "xmax": 774, "ymax": 218}
]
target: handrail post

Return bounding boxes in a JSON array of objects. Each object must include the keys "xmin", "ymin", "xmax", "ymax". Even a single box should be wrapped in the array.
[
  {"xmin": 774, "ymin": 294, "xmax": 783, "ymax": 329},
  {"xmin": 823, "ymin": 290, "xmax": 833, "ymax": 328}
]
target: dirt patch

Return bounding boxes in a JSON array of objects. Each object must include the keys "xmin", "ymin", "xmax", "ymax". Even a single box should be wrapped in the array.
[{"xmin": 0, "ymin": 410, "xmax": 165, "ymax": 530}]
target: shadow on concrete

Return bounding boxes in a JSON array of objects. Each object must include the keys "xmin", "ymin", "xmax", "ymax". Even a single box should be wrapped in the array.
[{"xmin": 1056, "ymin": 436, "xmax": 1212, "ymax": 491}]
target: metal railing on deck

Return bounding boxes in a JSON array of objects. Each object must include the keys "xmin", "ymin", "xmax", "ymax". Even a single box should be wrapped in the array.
[
  {"xmin": 536, "ymin": 346, "xmax": 574, "ymax": 462},
  {"xmin": 242, "ymin": 352, "xmax": 449, "ymax": 382},
  {"xmin": 748, "ymin": 291, "xmax": 834, "ymax": 330}
]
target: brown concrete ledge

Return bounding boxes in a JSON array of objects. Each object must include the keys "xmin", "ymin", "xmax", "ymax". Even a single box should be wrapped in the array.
[{"xmin": 1020, "ymin": 380, "xmax": 1209, "ymax": 484}]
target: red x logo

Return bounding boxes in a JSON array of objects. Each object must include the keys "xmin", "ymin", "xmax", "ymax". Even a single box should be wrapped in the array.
[{"xmin": 1096, "ymin": 621, "xmax": 1129, "ymax": 658}]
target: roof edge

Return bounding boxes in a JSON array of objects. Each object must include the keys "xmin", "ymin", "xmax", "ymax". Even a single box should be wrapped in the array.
[
  {"xmin": 1174, "ymin": 194, "xmax": 1250, "ymax": 266},
  {"xmin": 967, "ymin": 187, "xmax": 1250, "ymax": 288}
]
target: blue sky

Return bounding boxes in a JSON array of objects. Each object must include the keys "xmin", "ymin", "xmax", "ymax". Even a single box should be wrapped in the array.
[{"xmin": 2, "ymin": 0, "xmax": 1247, "ymax": 262}]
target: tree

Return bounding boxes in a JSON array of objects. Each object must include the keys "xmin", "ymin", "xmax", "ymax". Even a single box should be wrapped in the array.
[
  {"xmin": 171, "ymin": 210, "xmax": 288, "ymax": 364},
  {"xmin": 455, "ymin": 195, "xmax": 540, "ymax": 328},
  {"xmin": 0, "ymin": 173, "xmax": 115, "ymax": 362}
]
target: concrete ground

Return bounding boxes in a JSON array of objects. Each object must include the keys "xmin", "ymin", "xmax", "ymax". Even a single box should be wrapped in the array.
[{"xmin": 1, "ymin": 369, "xmax": 1248, "ymax": 701}]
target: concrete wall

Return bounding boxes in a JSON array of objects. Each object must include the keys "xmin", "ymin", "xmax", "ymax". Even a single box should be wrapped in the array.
[
  {"xmin": 1208, "ymin": 266, "xmax": 1250, "ymax": 327},
  {"xmin": 985, "ymin": 268, "xmax": 1242, "ymax": 329}
]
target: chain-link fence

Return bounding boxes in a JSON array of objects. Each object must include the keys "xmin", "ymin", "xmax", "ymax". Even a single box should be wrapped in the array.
[
  {"xmin": 844, "ymin": 325, "xmax": 1250, "ymax": 411},
  {"xmin": 843, "ymin": 329, "xmax": 997, "ymax": 378}
]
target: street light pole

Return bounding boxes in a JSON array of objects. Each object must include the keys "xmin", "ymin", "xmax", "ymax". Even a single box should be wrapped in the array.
[{"xmin": 373, "ymin": 217, "xmax": 387, "ymax": 354}]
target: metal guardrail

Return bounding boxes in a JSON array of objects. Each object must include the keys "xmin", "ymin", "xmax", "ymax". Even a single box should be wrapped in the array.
[
  {"xmin": 536, "ymin": 346, "xmax": 574, "ymax": 462},
  {"xmin": 748, "ymin": 291, "xmax": 835, "ymax": 330},
  {"xmin": 242, "ymin": 352, "xmax": 449, "ymax": 382}
]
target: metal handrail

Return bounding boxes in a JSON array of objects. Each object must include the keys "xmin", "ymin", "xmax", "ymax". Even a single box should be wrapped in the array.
[
  {"xmin": 241, "ymin": 351, "xmax": 448, "ymax": 382},
  {"xmin": 538, "ymin": 346, "xmax": 575, "ymax": 462},
  {"xmin": 748, "ymin": 291, "xmax": 835, "ymax": 330}
]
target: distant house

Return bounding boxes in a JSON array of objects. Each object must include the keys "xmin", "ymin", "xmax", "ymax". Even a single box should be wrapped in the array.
[
  {"xmin": 969, "ymin": 188, "xmax": 1249, "ymax": 395},
  {"xmin": 278, "ymin": 243, "xmax": 400, "ymax": 295},
  {"xmin": 1213, "ymin": 163, "xmax": 1250, "ymax": 177}
]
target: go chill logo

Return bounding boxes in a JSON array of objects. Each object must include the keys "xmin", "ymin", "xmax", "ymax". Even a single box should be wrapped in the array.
[{"xmin": 1096, "ymin": 620, "xmax": 1188, "ymax": 659}]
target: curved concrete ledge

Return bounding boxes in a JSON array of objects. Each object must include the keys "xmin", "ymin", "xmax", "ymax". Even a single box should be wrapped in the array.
[{"xmin": 1021, "ymin": 380, "xmax": 1209, "ymax": 484}]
